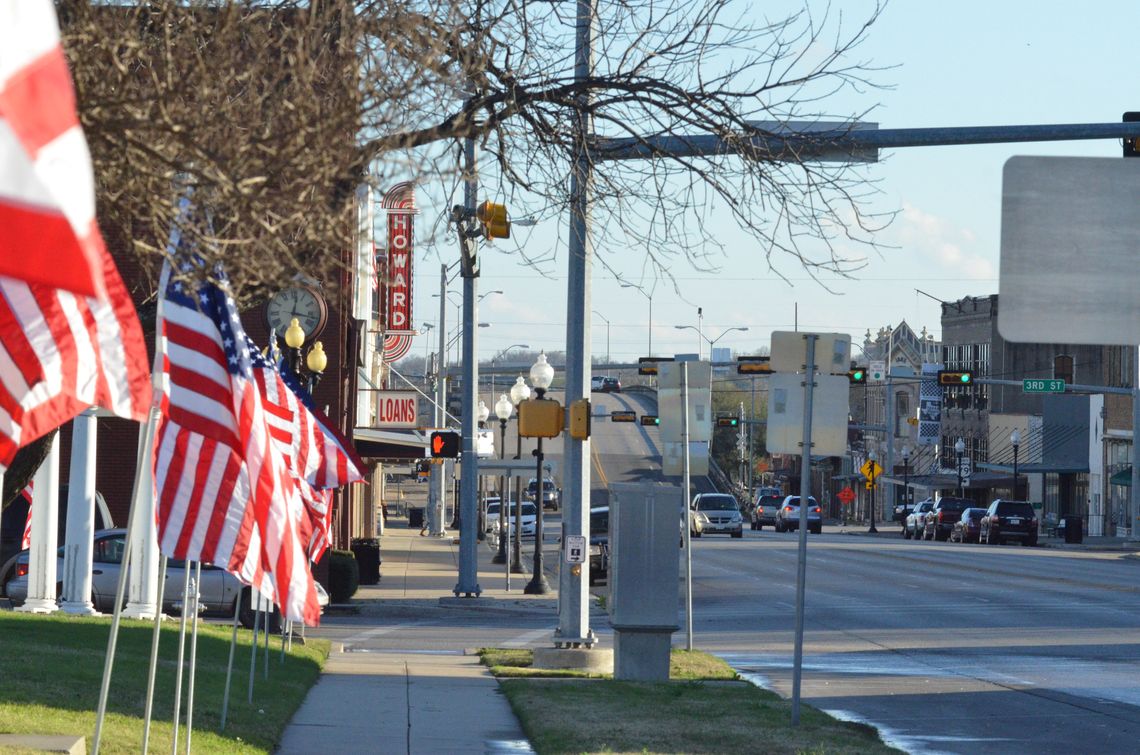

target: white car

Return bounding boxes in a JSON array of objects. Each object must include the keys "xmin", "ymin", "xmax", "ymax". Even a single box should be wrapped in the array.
[
  {"xmin": 484, "ymin": 497, "xmax": 518, "ymax": 533},
  {"xmin": 690, "ymin": 493, "xmax": 744, "ymax": 538},
  {"xmin": 507, "ymin": 502, "xmax": 539, "ymax": 538}
]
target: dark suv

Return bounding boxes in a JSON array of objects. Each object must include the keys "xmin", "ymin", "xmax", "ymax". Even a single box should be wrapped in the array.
[
  {"xmin": 981, "ymin": 499, "xmax": 1038, "ymax": 546},
  {"xmin": 921, "ymin": 497, "xmax": 971, "ymax": 541},
  {"xmin": 750, "ymin": 493, "xmax": 784, "ymax": 530}
]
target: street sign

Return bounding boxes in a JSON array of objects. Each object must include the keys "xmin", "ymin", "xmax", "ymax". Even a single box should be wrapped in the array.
[
  {"xmin": 837, "ymin": 486, "xmax": 856, "ymax": 504},
  {"xmin": 958, "ymin": 458, "xmax": 972, "ymax": 482},
  {"xmin": 564, "ymin": 535, "xmax": 586, "ymax": 564},
  {"xmin": 658, "ymin": 361, "xmax": 712, "ymax": 443},
  {"xmin": 861, "ymin": 459, "xmax": 882, "ymax": 480},
  {"xmin": 766, "ymin": 372, "xmax": 850, "ymax": 457},
  {"xmin": 770, "ymin": 331, "xmax": 850, "ymax": 375},
  {"xmin": 476, "ymin": 429, "xmax": 494, "ymax": 457},
  {"xmin": 869, "ymin": 361, "xmax": 886, "ymax": 382},
  {"xmin": 865, "ymin": 481, "xmax": 875, "ymax": 490},
  {"xmin": 1023, "ymin": 378, "xmax": 1065, "ymax": 393}
]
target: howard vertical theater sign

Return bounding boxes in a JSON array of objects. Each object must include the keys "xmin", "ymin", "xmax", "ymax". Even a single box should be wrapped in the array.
[{"xmin": 381, "ymin": 182, "xmax": 416, "ymax": 362}]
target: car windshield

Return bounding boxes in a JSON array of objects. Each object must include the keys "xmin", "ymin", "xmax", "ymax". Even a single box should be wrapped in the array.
[
  {"xmin": 995, "ymin": 501, "xmax": 1035, "ymax": 517},
  {"xmin": 783, "ymin": 497, "xmax": 818, "ymax": 508},
  {"xmin": 964, "ymin": 508, "xmax": 986, "ymax": 520},
  {"xmin": 520, "ymin": 503, "xmax": 538, "ymax": 516},
  {"xmin": 486, "ymin": 502, "xmax": 500, "ymax": 514},
  {"xmin": 696, "ymin": 496, "xmax": 737, "ymax": 512}
]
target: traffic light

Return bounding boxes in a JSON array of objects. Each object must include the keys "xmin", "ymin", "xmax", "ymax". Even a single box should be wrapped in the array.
[
  {"xmin": 638, "ymin": 356, "xmax": 673, "ymax": 375},
  {"xmin": 1124, "ymin": 112, "xmax": 1140, "ymax": 157},
  {"xmin": 848, "ymin": 368, "xmax": 866, "ymax": 384},
  {"xmin": 429, "ymin": 430, "xmax": 460, "ymax": 458},
  {"xmin": 737, "ymin": 356, "xmax": 772, "ymax": 375},
  {"xmin": 639, "ymin": 415, "xmax": 660, "ymax": 426},
  {"xmin": 938, "ymin": 369, "xmax": 974, "ymax": 386},
  {"xmin": 611, "ymin": 410, "xmax": 637, "ymax": 423},
  {"xmin": 476, "ymin": 200, "xmax": 511, "ymax": 239},
  {"xmin": 716, "ymin": 416, "xmax": 739, "ymax": 428}
]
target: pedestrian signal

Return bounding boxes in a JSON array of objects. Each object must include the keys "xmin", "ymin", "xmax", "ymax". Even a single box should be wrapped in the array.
[{"xmin": 430, "ymin": 430, "xmax": 461, "ymax": 458}]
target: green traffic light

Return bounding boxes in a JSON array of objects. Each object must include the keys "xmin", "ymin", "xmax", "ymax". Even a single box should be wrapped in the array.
[
  {"xmin": 853, "ymin": 370, "xmax": 864, "ymax": 380},
  {"xmin": 959, "ymin": 373, "xmax": 972, "ymax": 384}
]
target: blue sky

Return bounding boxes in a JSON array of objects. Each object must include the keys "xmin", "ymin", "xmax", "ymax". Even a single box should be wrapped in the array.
[{"xmin": 410, "ymin": 1, "xmax": 1137, "ymax": 366}]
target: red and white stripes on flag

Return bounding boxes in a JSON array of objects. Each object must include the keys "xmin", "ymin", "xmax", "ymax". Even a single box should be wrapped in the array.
[
  {"xmin": 154, "ymin": 243, "xmax": 320, "ymax": 626},
  {"xmin": 0, "ymin": 2, "xmax": 151, "ymax": 470},
  {"xmin": 250, "ymin": 341, "xmax": 363, "ymax": 562},
  {"xmin": 0, "ymin": 1, "xmax": 107, "ymax": 298}
]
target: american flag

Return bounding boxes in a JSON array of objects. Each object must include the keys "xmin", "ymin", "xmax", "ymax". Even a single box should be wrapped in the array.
[
  {"xmin": 248, "ymin": 336, "xmax": 363, "ymax": 561},
  {"xmin": 0, "ymin": 1, "xmax": 108, "ymax": 297},
  {"xmin": 0, "ymin": 1, "xmax": 151, "ymax": 468},
  {"xmin": 153, "ymin": 226, "xmax": 319, "ymax": 625}
]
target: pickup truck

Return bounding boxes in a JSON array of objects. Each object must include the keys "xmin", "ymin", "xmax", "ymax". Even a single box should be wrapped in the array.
[{"xmin": 920, "ymin": 497, "xmax": 972, "ymax": 541}]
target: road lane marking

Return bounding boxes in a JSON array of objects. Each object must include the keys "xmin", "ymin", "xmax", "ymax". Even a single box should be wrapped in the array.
[
  {"xmin": 592, "ymin": 445, "xmax": 609, "ymax": 486},
  {"xmin": 502, "ymin": 627, "xmax": 556, "ymax": 648}
]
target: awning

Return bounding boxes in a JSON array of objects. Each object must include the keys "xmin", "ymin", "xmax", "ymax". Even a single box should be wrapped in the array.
[
  {"xmin": 1111, "ymin": 467, "xmax": 1132, "ymax": 486},
  {"xmin": 353, "ymin": 427, "xmax": 428, "ymax": 460}
]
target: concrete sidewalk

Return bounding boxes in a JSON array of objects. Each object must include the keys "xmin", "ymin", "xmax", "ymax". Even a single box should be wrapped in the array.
[{"xmin": 277, "ymin": 523, "xmax": 557, "ymax": 754}]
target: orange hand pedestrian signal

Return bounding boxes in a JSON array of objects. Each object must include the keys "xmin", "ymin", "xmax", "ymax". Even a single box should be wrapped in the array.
[{"xmin": 430, "ymin": 430, "xmax": 460, "ymax": 458}]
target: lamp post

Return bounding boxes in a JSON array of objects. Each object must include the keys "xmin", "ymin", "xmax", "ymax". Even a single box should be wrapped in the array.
[
  {"xmin": 620, "ymin": 283, "xmax": 653, "ymax": 356},
  {"xmin": 673, "ymin": 324, "xmax": 749, "ymax": 361},
  {"xmin": 1010, "ymin": 430, "xmax": 1021, "ymax": 498},
  {"xmin": 901, "ymin": 446, "xmax": 911, "ymax": 524},
  {"xmin": 868, "ymin": 449, "xmax": 878, "ymax": 534},
  {"xmin": 284, "ymin": 318, "xmax": 327, "ymax": 392},
  {"xmin": 474, "ymin": 401, "xmax": 490, "ymax": 540},
  {"xmin": 592, "ymin": 310, "xmax": 611, "ymax": 364},
  {"xmin": 524, "ymin": 354, "xmax": 554, "ymax": 595},
  {"xmin": 509, "ymin": 376, "xmax": 530, "ymax": 572},
  {"xmin": 955, "ymin": 437, "xmax": 966, "ymax": 497},
  {"xmin": 492, "ymin": 394, "xmax": 513, "ymax": 564}
]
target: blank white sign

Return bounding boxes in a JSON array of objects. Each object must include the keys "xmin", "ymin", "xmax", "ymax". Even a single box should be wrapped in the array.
[{"xmin": 1000, "ymin": 156, "xmax": 1140, "ymax": 345}]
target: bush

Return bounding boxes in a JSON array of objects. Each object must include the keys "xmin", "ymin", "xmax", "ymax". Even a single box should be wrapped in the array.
[{"xmin": 328, "ymin": 549, "xmax": 359, "ymax": 603}]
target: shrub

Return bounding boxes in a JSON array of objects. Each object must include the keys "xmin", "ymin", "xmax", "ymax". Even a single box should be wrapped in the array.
[{"xmin": 328, "ymin": 549, "xmax": 359, "ymax": 603}]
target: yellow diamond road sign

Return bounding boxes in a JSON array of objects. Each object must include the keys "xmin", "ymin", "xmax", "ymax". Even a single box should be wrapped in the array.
[{"xmin": 860, "ymin": 459, "xmax": 882, "ymax": 480}]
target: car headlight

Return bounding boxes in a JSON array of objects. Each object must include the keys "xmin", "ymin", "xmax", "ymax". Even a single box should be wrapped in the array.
[
  {"xmin": 730, "ymin": 512, "xmax": 742, "ymax": 522},
  {"xmin": 696, "ymin": 512, "xmax": 710, "ymax": 524}
]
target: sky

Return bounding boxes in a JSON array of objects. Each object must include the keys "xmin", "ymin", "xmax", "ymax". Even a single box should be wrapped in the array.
[{"xmin": 406, "ymin": 1, "xmax": 1137, "ymax": 368}]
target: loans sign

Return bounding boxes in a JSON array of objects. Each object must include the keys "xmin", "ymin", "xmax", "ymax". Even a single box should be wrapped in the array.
[{"xmin": 374, "ymin": 390, "xmax": 419, "ymax": 428}]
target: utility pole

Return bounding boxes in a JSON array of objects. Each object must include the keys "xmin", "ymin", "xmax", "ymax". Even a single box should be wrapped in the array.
[{"xmin": 429, "ymin": 264, "xmax": 447, "ymax": 537}]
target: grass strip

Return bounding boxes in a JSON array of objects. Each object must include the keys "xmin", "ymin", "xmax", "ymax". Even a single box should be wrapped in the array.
[
  {"xmin": 481, "ymin": 648, "xmax": 898, "ymax": 755},
  {"xmin": 0, "ymin": 612, "xmax": 328, "ymax": 754}
]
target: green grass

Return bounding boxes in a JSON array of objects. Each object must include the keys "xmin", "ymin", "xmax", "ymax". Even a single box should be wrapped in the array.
[
  {"xmin": 480, "ymin": 648, "xmax": 899, "ymax": 755},
  {"xmin": 0, "ymin": 612, "xmax": 328, "ymax": 754}
]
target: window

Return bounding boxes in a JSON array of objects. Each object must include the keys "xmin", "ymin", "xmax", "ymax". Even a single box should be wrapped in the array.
[
  {"xmin": 894, "ymin": 390, "xmax": 910, "ymax": 437},
  {"xmin": 1054, "ymin": 354, "xmax": 1074, "ymax": 385},
  {"xmin": 93, "ymin": 535, "xmax": 125, "ymax": 565}
]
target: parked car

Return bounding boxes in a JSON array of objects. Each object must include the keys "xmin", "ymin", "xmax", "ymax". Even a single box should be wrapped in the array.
[
  {"xmin": 507, "ymin": 502, "xmax": 539, "ymax": 538},
  {"xmin": 893, "ymin": 500, "xmax": 917, "ymax": 523},
  {"xmin": 903, "ymin": 499, "xmax": 935, "ymax": 539},
  {"xmin": 980, "ymin": 499, "xmax": 1039, "ymax": 546},
  {"xmin": 950, "ymin": 507, "xmax": 987, "ymax": 543},
  {"xmin": 775, "ymin": 495, "xmax": 822, "ymax": 534},
  {"xmin": 690, "ymin": 493, "xmax": 744, "ymax": 538},
  {"xmin": 750, "ymin": 493, "xmax": 784, "ymax": 531},
  {"xmin": 590, "ymin": 375, "xmax": 621, "ymax": 393},
  {"xmin": 525, "ymin": 478, "xmax": 561, "ymax": 510},
  {"xmin": 921, "ymin": 496, "xmax": 972, "ymax": 541},
  {"xmin": 588, "ymin": 506, "xmax": 609, "ymax": 585},
  {"xmin": 3, "ymin": 529, "xmax": 326, "ymax": 627},
  {"xmin": 483, "ymin": 496, "xmax": 518, "ymax": 533}
]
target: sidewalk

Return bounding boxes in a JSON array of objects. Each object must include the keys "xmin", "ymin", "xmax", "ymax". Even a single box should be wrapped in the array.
[{"xmin": 277, "ymin": 522, "xmax": 558, "ymax": 754}]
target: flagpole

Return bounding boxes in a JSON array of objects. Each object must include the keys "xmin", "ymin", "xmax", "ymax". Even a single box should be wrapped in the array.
[
  {"xmin": 247, "ymin": 596, "xmax": 261, "ymax": 703},
  {"xmin": 170, "ymin": 565, "xmax": 192, "ymax": 752},
  {"xmin": 92, "ymin": 410, "xmax": 158, "ymax": 754},
  {"xmin": 263, "ymin": 604, "xmax": 271, "ymax": 679},
  {"xmin": 142, "ymin": 554, "xmax": 169, "ymax": 752},
  {"xmin": 280, "ymin": 619, "xmax": 289, "ymax": 664},
  {"xmin": 220, "ymin": 589, "xmax": 242, "ymax": 730},
  {"xmin": 184, "ymin": 561, "xmax": 203, "ymax": 754}
]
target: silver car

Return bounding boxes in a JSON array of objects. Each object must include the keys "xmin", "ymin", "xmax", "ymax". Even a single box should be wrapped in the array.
[
  {"xmin": 690, "ymin": 493, "xmax": 744, "ymax": 538},
  {"xmin": 5, "ymin": 529, "xmax": 326, "ymax": 626},
  {"xmin": 774, "ymin": 495, "xmax": 822, "ymax": 534}
]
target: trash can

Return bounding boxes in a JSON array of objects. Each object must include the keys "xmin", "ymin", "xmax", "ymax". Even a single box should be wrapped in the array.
[
  {"xmin": 351, "ymin": 538, "xmax": 381, "ymax": 585},
  {"xmin": 1063, "ymin": 515, "xmax": 1083, "ymax": 544},
  {"xmin": 407, "ymin": 507, "xmax": 424, "ymax": 530}
]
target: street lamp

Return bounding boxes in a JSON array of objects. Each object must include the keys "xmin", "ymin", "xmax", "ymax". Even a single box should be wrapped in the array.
[
  {"xmin": 1010, "ymin": 430, "xmax": 1021, "ymax": 498},
  {"xmin": 955, "ymin": 437, "xmax": 966, "ymax": 497},
  {"xmin": 524, "ymin": 354, "xmax": 554, "ymax": 595},
  {"xmin": 620, "ymin": 283, "xmax": 653, "ymax": 356},
  {"xmin": 508, "ymin": 376, "xmax": 531, "ymax": 572},
  {"xmin": 492, "ymin": 394, "xmax": 513, "ymax": 565},
  {"xmin": 283, "ymin": 318, "xmax": 327, "ymax": 392},
  {"xmin": 868, "ymin": 449, "xmax": 879, "ymax": 534},
  {"xmin": 901, "ymin": 446, "xmax": 911, "ymax": 524},
  {"xmin": 592, "ymin": 310, "xmax": 611, "ymax": 364},
  {"xmin": 674, "ymin": 325, "xmax": 749, "ymax": 361},
  {"xmin": 475, "ymin": 401, "xmax": 491, "ymax": 540}
]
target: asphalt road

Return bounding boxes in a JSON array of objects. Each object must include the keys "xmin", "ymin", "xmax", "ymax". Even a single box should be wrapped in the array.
[{"xmin": 688, "ymin": 530, "xmax": 1140, "ymax": 754}]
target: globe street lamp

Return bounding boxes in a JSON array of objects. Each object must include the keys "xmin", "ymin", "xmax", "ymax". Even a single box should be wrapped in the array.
[
  {"xmin": 868, "ymin": 449, "xmax": 879, "ymax": 534},
  {"xmin": 1010, "ymin": 429, "xmax": 1021, "ymax": 498},
  {"xmin": 524, "ymin": 354, "xmax": 554, "ymax": 595},
  {"xmin": 508, "ymin": 376, "xmax": 531, "ymax": 572},
  {"xmin": 492, "ymin": 394, "xmax": 513, "ymax": 565},
  {"xmin": 955, "ymin": 437, "xmax": 966, "ymax": 497},
  {"xmin": 284, "ymin": 317, "xmax": 327, "ymax": 392}
]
